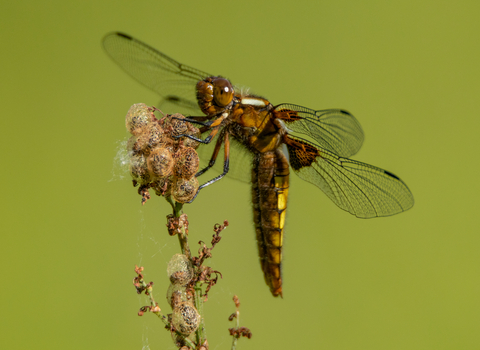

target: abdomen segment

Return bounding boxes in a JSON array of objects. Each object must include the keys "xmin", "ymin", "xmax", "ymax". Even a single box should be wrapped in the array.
[{"xmin": 251, "ymin": 148, "xmax": 289, "ymax": 297}]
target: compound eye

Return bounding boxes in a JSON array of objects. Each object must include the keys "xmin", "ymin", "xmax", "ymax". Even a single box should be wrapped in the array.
[{"xmin": 213, "ymin": 78, "xmax": 233, "ymax": 107}]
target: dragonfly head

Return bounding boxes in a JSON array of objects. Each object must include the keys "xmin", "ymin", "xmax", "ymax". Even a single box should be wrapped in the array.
[{"xmin": 196, "ymin": 76, "xmax": 234, "ymax": 117}]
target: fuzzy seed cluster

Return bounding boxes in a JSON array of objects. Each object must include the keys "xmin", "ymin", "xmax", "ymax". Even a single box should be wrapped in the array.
[{"xmin": 125, "ymin": 103, "xmax": 201, "ymax": 203}]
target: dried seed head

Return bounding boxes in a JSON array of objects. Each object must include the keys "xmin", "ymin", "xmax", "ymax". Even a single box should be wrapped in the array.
[
  {"xmin": 167, "ymin": 254, "xmax": 193, "ymax": 285},
  {"xmin": 129, "ymin": 154, "xmax": 150, "ymax": 182},
  {"xmin": 125, "ymin": 103, "xmax": 153, "ymax": 136},
  {"xmin": 122, "ymin": 105, "xmax": 202, "ymax": 204},
  {"xmin": 147, "ymin": 147, "xmax": 174, "ymax": 178},
  {"xmin": 174, "ymin": 147, "xmax": 200, "ymax": 179},
  {"xmin": 172, "ymin": 302, "xmax": 201, "ymax": 335},
  {"xmin": 172, "ymin": 176, "xmax": 199, "ymax": 203}
]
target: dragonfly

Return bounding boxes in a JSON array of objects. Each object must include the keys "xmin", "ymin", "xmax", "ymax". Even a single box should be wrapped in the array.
[{"xmin": 103, "ymin": 32, "xmax": 414, "ymax": 297}]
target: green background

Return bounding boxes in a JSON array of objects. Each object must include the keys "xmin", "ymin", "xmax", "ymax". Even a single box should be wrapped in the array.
[{"xmin": 2, "ymin": 1, "xmax": 479, "ymax": 349}]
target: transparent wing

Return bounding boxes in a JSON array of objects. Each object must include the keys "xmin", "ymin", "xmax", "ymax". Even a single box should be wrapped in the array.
[
  {"xmin": 275, "ymin": 104, "xmax": 364, "ymax": 158},
  {"xmin": 158, "ymin": 95, "xmax": 203, "ymax": 116},
  {"xmin": 286, "ymin": 136, "xmax": 414, "ymax": 218},
  {"xmin": 102, "ymin": 32, "xmax": 209, "ymax": 115}
]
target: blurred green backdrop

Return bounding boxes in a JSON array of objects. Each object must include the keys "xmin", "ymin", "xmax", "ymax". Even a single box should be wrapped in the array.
[{"xmin": 1, "ymin": 1, "xmax": 479, "ymax": 349}]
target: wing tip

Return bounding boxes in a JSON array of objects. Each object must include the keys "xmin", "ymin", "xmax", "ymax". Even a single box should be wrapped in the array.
[
  {"xmin": 115, "ymin": 32, "xmax": 132, "ymax": 40},
  {"xmin": 339, "ymin": 109, "xmax": 352, "ymax": 116},
  {"xmin": 103, "ymin": 31, "xmax": 133, "ymax": 40},
  {"xmin": 383, "ymin": 170, "xmax": 400, "ymax": 180}
]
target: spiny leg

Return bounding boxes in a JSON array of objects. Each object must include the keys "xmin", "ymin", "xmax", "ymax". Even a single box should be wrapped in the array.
[
  {"xmin": 172, "ymin": 115, "xmax": 213, "ymax": 126},
  {"xmin": 196, "ymin": 130, "xmax": 224, "ymax": 177},
  {"xmin": 175, "ymin": 125, "xmax": 220, "ymax": 144},
  {"xmin": 173, "ymin": 113, "xmax": 225, "ymax": 143},
  {"xmin": 187, "ymin": 132, "xmax": 230, "ymax": 203}
]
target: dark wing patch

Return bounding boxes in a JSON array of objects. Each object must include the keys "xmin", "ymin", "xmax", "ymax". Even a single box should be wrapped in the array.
[
  {"xmin": 285, "ymin": 135, "xmax": 414, "ymax": 218},
  {"xmin": 275, "ymin": 104, "xmax": 364, "ymax": 158},
  {"xmin": 283, "ymin": 136, "xmax": 319, "ymax": 170}
]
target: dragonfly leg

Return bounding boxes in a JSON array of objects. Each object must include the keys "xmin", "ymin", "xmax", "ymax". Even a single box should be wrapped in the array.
[
  {"xmin": 195, "ymin": 131, "xmax": 224, "ymax": 177},
  {"xmin": 174, "ymin": 112, "xmax": 227, "ymax": 142},
  {"xmin": 172, "ymin": 115, "xmax": 213, "ymax": 126},
  {"xmin": 175, "ymin": 126, "xmax": 220, "ymax": 144},
  {"xmin": 187, "ymin": 132, "xmax": 230, "ymax": 203}
]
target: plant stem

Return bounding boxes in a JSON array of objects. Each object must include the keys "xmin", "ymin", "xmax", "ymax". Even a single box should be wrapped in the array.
[
  {"xmin": 139, "ymin": 272, "xmax": 197, "ymax": 349},
  {"xmin": 171, "ymin": 199, "xmax": 203, "ymax": 348},
  {"xmin": 170, "ymin": 200, "xmax": 191, "ymax": 258},
  {"xmin": 194, "ymin": 281, "xmax": 207, "ymax": 345},
  {"xmin": 231, "ymin": 308, "xmax": 240, "ymax": 350}
]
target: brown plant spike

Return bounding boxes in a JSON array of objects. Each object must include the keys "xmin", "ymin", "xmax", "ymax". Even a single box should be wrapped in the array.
[
  {"xmin": 228, "ymin": 295, "xmax": 252, "ymax": 346},
  {"xmin": 122, "ymin": 104, "xmax": 245, "ymax": 349}
]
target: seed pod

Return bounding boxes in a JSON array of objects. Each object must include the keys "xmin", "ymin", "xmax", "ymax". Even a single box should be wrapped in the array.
[
  {"xmin": 132, "ymin": 133, "xmax": 149, "ymax": 153},
  {"xmin": 167, "ymin": 254, "xmax": 193, "ymax": 285},
  {"xmin": 147, "ymin": 147, "xmax": 174, "ymax": 178},
  {"xmin": 170, "ymin": 113, "xmax": 189, "ymax": 137},
  {"xmin": 174, "ymin": 147, "xmax": 199, "ymax": 179},
  {"xmin": 183, "ymin": 125, "xmax": 201, "ymax": 149},
  {"xmin": 131, "ymin": 122, "xmax": 164, "ymax": 154},
  {"xmin": 126, "ymin": 136, "xmax": 141, "ymax": 155},
  {"xmin": 172, "ymin": 176, "xmax": 199, "ymax": 203},
  {"xmin": 129, "ymin": 154, "xmax": 150, "ymax": 182},
  {"xmin": 143, "ymin": 122, "xmax": 165, "ymax": 153},
  {"xmin": 125, "ymin": 103, "xmax": 153, "ymax": 136},
  {"xmin": 166, "ymin": 284, "xmax": 190, "ymax": 308},
  {"xmin": 172, "ymin": 301, "xmax": 201, "ymax": 335}
]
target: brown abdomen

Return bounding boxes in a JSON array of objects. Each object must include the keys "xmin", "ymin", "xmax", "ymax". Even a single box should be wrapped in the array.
[{"xmin": 251, "ymin": 148, "xmax": 289, "ymax": 297}]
